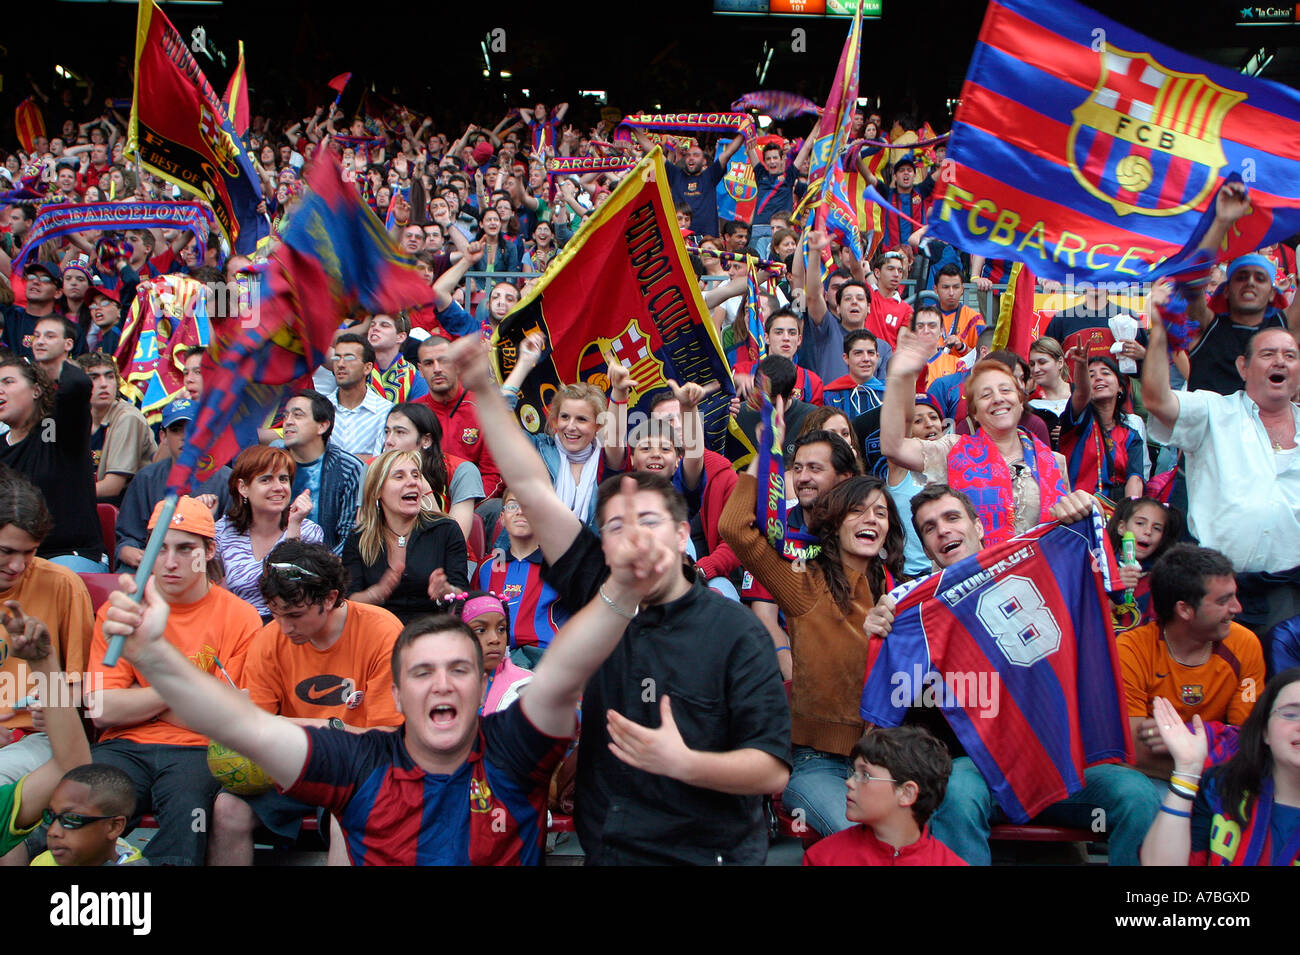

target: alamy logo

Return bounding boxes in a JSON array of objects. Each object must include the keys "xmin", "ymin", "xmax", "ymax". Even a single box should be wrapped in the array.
[{"xmin": 49, "ymin": 886, "xmax": 151, "ymax": 935}]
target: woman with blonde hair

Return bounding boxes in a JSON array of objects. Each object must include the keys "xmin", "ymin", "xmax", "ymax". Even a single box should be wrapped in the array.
[{"xmin": 343, "ymin": 449, "xmax": 469, "ymax": 623}]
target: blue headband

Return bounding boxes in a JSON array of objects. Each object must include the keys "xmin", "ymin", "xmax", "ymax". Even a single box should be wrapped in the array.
[{"xmin": 1226, "ymin": 253, "xmax": 1274, "ymax": 284}]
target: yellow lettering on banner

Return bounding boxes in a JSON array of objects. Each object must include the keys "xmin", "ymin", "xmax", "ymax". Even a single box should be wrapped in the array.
[
  {"xmin": 1115, "ymin": 246, "xmax": 1157, "ymax": 276},
  {"xmin": 989, "ymin": 210, "xmax": 1020, "ymax": 246},
  {"xmin": 968, "ymin": 199, "xmax": 995, "ymax": 236},
  {"xmin": 937, "ymin": 185, "xmax": 973, "ymax": 223},
  {"xmin": 1086, "ymin": 243, "xmax": 1119, "ymax": 271},
  {"xmin": 1017, "ymin": 221, "xmax": 1047, "ymax": 257},
  {"xmin": 1054, "ymin": 232, "xmax": 1087, "ymax": 268}
]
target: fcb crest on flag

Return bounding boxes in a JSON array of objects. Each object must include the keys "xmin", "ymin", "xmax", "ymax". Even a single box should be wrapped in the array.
[{"xmin": 1068, "ymin": 47, "xmax": 1246, "ymax": 218}]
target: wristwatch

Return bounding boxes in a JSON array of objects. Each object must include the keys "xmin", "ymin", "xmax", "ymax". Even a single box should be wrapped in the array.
[{"xmin": 327, "ymin": 718, "xmax": 346, "ymax": 731}]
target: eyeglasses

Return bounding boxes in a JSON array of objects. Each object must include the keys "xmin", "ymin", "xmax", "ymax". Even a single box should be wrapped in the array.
[
  {"xmin": 881, "ymin": 251, "xmax": 905, "ymax": 262},
  {"xmin": 42, "ymin": 808, "xmax": 120, "ymax": 830},
  {"xmin": 267, "ymin": 562, "xmax": 322, "ymax": 581},
  {"xmin": 1270, "ymin": 704, "xmax": 1300, "ymax": 722},
  {"xmin": 601, "ymin": 513, "xmax": 671, "ymax": 536},
  {"xmin": 850, "ymin": 769, "xmax": 898, "ymax": 785},
  {"xmin": 334, "ymin": 354, "xmax": 366, "ymax": 364},
  {"xmin": 502, "ymin": 501, "xmax": 522, "ymax": 512}
]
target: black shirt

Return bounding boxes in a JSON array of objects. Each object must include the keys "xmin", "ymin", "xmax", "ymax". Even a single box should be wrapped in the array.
[
  {"xmin": 542, "ymin": 526, "xmax": 791, "ymax": 865},
  {"xmin": 1187, "ymin": 310, "xmax": 1287, "ymax": 395},
  {"xmin": 0, "ymin": 362, "xmax": 102, "ymax": 560},
  {"xmin": 342, "ymin": 517, "xmax": 470, "ymax": 624}
]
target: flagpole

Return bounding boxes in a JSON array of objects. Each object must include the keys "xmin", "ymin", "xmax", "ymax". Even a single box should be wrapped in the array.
[{"xmin": 102, "ymin": 493, "xmax": 177, "ymax": 666}]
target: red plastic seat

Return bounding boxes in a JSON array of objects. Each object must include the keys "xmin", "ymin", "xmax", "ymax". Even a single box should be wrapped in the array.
[
  {"xmin": 97, "ymin": 503, "xmax": 118, "ymax": 571},
  {"xmin": 467, "ymin": 513, "xmax": 486, "ymax": 563},
  {"xmin": 989, "ymin": 824, "xmax": 1099, "ymax": 843},
  {"xmin": 78, "ymin": 573, "xmax": 123, "ymax": 613}
]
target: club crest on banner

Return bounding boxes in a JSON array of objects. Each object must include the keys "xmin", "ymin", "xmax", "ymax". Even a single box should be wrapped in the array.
[
  {"xmin": 577, "ymin": 321, "xmax": 667, "ymax": 404},
  {"xmin": 1068, "ymin": 46, "xmax": 1246, "ymax": 217}
]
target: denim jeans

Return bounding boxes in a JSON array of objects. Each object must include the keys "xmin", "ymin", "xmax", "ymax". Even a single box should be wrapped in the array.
[
  {"xmin": 48, "ymin": 553, "xmax": 110, "ymax": 573},
  {"xmin": 707, "ymin": 576, "xmax": 741, "ymax": 602},
  {"xmin": 929, "ymin": 757, "xmax": 1162, "ymax": 865},
  {"xmin": 782, "ymin": 746, "xmax": 854, "ymax": 837}
]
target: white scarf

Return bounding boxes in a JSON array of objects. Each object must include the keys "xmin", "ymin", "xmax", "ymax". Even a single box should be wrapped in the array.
[{"xmin": 554, "ymin": 439, "xmax": 600, "ymax": 521}]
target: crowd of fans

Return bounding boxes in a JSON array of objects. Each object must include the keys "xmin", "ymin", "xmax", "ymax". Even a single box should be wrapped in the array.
[{"xmin": 0, "ymin": 71, "xmax": 1298, "ymax": 869}]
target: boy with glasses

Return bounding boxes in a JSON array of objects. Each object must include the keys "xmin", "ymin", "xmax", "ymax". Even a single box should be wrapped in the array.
[{"xmin": 803, "ymin": 726, "xmax": 967, "ymax": 866}]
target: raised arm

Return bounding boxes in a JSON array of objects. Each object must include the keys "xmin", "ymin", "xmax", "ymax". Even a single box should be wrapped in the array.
[
  {"xmin": 101, "ymin": 576, "xmax": 309, "ymax": 787},
  {"xmin": 446, "ymin": 333, "xmax": 583, "ymax": 563},
  {"xmin": 1141, "ymin": 282, "xmax": 1182, "ymax": 433},
  {"xmin": 433, "ymin": 240, "xmax": 483, "ymax": 309},
  {"xmin": 1066, "ymin": 343, "xmax": 1091, "ymax": 417},
  {"xmin": 1138, "ymin": 697, "xmax": 1207, "ymax": 866},
  {"xmin": 522, "ymin": 478, "xmax": 674, "ymax": 738},
  {"xmin": 880, "ymin": 327, "xmax": 931, "ymax": 473},
  {"xmin": 804, "ymin": 229, "xmax": 831, "ymax": 326},
  {"xmin": 3, "ymin": 606, "xmax": 93, "ymax": 828}
]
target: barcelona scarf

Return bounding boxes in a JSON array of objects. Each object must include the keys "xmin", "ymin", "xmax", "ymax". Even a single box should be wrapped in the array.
[
  {"xmin": 13, "ymin": 201, "xmax": 213, "ymax": 272},
  {"xmin": 619, "ymin": 112, "xmax": 757, "ymax": 148},
  {"xmin": 946, "ymin": 428, "xmax": 1068, "ymax": 548},
  {"xmin": 757, "ymin": 392, "xmax": 821, "ymax": 562},
  {"xmin": 730, "ymin": 91, "xmax": 821, "ymax": 120},
  {"xmin": 545, "ymin": 156, "xmax": 635, "ymax": 176},
  {"xmin": 932, "ymin": 0, "xmax": 1300, "ymax": 285}
]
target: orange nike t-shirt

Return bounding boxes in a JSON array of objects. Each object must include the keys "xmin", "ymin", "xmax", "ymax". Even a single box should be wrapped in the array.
[
  {"xmin": 89, "ymin": 585, "xmax": 263, "ymax": 748},
  {"xmin": 243, "ymin": 600, "xmax": 403, "ymax": 728},
  {"xmin": 1117, "ymin": 621, "xmax": 1265, "ymax": 726},
  {"xmin": 0, "ymin": 559, "xmax": 94, "ymax": 730}
]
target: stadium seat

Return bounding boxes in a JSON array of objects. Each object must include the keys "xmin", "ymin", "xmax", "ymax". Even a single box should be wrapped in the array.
[
  {"xmin": 97, "ymin": 503, "xmax": 118, "ymax": 571},
  {"xmin": 79, "ymin": 573, "xmax": 123, "ymax": 613},
  {"xmin": 989, "ymin": 824, "xmax": 1100, "ymax": 843}
]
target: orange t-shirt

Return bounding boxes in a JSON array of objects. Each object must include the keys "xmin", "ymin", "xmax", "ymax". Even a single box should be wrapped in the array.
[
  {"xmin": 89, "ymin": 585, "xmax": 263, "ymax": 748},
  {"xmin": 243, "ymin": 600, "xmax": 403, "ymax": 728},
  {"xmin": 0, "ymin": 559, "xmax": 94, "ymax": 730},
  {"xmin": 1117, "ymin": 621, "xmax": 1265, "ymax": 726}
]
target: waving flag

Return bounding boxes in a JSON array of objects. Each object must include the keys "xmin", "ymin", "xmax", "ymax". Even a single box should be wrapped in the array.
[
  {"xmin": 799, "ymin": 0, "xmax": 866, "ymax": 261},
  {"xmin": 931, "ymin": 0, "xmax": 1300, "ymax": 285},
  {"xmin": 128, "ymin": 0, "xmax": 266, "ymax": 254},
  {"xmin": 116, "ymin": 274, "xmax": 213, "ymax": 421},
  {"xmin": 491, "ymin": 147, "xmax": 737, "ymax": 456},
  {"xmin": 14, "ymin": 98, "xmax": 45, "ymax": 153},
  {"xmin": 168, "ymin": 155, "xmax": 434, "ymax": 494},
  {"xmin": 223, "ymin": 40, "xmax": 250, "ymax": 140},
  {"xmin": 715, "ymin": 137, "xmax": 757, "ymax": 224}
]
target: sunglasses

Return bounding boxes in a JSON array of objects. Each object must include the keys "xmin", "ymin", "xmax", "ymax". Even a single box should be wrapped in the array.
[
  {"xmin": 267, "ymin": 562, "xmax": 322, "ymax": 581},
  {"xmin": 42, "ymin": 808, "xmax": 120, "ymax": 830}
]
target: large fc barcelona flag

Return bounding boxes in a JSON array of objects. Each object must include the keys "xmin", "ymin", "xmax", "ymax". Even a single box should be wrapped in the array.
[
  {"xmin": 931, "ymin": 0, "xmax": 1300, "ymax": 284},
  {"xmin": 128, "ymin": 0, "xmax": 266, "ymax": 252},
  {"xmin": 492, "ymin": 148, "xmax": 735, "ymax": 454}
]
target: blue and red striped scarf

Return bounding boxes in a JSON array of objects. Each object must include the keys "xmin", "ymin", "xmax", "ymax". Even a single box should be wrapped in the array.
[
  {"xmin": 1201, "ymin": 776, "xmax": 1300, "ymax": 866},
  {"xmin": 946, "ymin": 428, "xmax": 1067, "ymax": 548}
]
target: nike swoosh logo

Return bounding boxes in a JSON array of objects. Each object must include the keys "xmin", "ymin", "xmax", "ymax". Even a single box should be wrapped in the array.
[
  {"xmin": 306, "ymin": 683, "xmax": 347, "ymax": 701},
  {"xmin": 1155, "ymin": 672, "xmax": 1169, "ymax": 679}
]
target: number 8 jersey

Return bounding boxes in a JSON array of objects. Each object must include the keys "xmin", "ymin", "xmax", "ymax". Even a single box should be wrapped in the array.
[{"xmin": 860, "ymin": 521, "xmax": 1134, "ymax": 822}]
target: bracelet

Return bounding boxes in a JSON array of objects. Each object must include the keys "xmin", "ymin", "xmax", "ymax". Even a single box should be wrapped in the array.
[
  {"xmin": 775, "ymin": 646, "xmax": 791, "ymax": 654},
  {"xmin": 609, "ymin": 397, "xmax": 628, "ymax": 407},
  {"xmin": 1171, "ymin": 771, "xmax": 1202, "ymax": 781},
  {"xmin": 1168, "ymin": 783, "xmax": 1196, "ymax": 801},
  {"xmin": 1158, "ymin": 804, "xmax": 1191, "ymax": 819},
  {"xmin": 599, "ymin": 585, "xmax": 638, "ymax": 620}
]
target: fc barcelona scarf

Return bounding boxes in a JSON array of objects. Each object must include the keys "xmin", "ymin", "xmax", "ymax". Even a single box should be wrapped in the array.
[
  {"xmin": 1205, "ymin": 777, "xmax": 1300, "ymax": 866},
  {"xmin": 545, "ymin": 156, "xmax": 636, "ymax": 177},
  {"xmin": 758, "ymin": 392, "xmax": 820, "ymax": 561},
  {"xmin": 946, "ymin": 428, "xmax": 1067, "ymax": 547},
  {"xmin": 618, "ymin": 112, "xmax": 757, "ymax": 148},
  {"xmin": 13, "ymin": 201, "xmax": 213, "ymax": 271}
]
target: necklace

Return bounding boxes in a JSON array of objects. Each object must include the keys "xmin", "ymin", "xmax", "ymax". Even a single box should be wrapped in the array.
[{"xmin": 1162, "ymin": 628, "xmax": 1210, "ymax": 667}]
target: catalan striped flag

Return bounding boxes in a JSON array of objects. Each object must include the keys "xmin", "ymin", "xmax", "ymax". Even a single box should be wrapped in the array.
[
  {"xmin": 223, "ymin": 40, "xmax": 250, "ymax": 140},
  {"xmin": 167, "ymin": 154, "xmax": 435, "ymax": 494},
  {"xmin": 14, "ymin": 99, "xmax": 45, "ymax": 153}
]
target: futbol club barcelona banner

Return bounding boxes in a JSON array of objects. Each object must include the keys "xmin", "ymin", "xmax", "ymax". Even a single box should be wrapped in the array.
[
  {"xmin": 128, "ymin": 0, "xmax": 267, "ymax": 253},
  {"xmin": 492, "ymin": 148, "xmax": 736, "ymax": 455},
  {"xmin": 931, "ymin": 0, "xmax": 1300, "ymax": 285}
]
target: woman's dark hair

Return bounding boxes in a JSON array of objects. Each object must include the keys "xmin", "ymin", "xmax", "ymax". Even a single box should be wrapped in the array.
[
  {"xmin": 389, "ymin": 402, "xmax": 448, "ymax": 503},
  {"xmin": 0, "ymin": 464, "xmax": 53, "ymax": 542},
  {"xmin": 0, "ymin": 357, "xmax": 55, "ymax": 426},
  {"xmin": 1216, "ymin": 668, "xmax": 1300, "ymax": 828},
  {"xmin": 1106, "ymin": 497, "xmax": 1184, "ymax": 567},
  {"xmin": 258, "ymin": 539, "xmax": 349, "ymax": 611},
  {"xmin": 1087, "ymin": 355, "xmax": 1132, "ymax": 412},
  {"xmin": 809, "ymin": 476, "xmax": 905, "ymax": 615},
  {"xmin": 798, "ymin": 408, "xmax": 866, "ymax": 465}
]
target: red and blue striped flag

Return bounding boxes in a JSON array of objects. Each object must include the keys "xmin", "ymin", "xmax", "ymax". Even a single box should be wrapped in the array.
[
  {"xmin": 932, "ymin": 0, "xmax": 1300, "ymax": 284},
  {"xmin": 167, "ymin": 154, "xmax": 435, "ymax": 495}
]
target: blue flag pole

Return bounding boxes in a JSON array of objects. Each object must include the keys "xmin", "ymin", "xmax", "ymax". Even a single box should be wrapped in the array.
[{"xmin": 102, "ymin": 493, "xmax": 177, "ymax": 667}]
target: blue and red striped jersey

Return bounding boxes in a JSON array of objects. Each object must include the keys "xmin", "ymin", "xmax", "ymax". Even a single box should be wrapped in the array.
[
  {"xmin": 860, "ymin": 521, "xmax": 1133, "ymax": 822},
  {"xmin": 478, "ymin": 549, "xmax": 571, "ymax": 650},
  {"xmin": 284, "ymin": 705, "xmax": 567, "ymax": 865}
]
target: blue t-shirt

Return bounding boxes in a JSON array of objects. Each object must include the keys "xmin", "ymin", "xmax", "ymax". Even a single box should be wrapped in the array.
[{"xmin": 294, "ymin": 456, "xmax": 324, "ymax": 525}]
